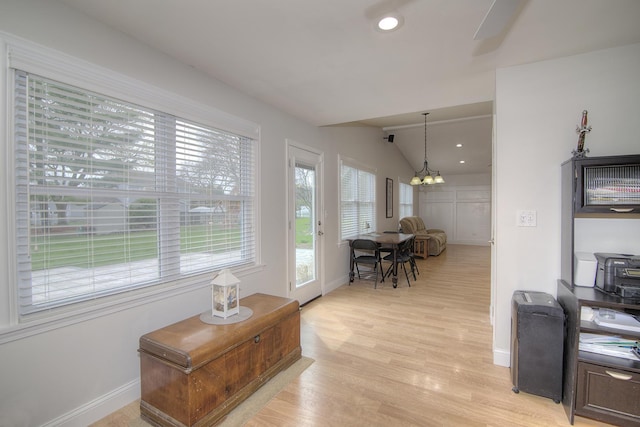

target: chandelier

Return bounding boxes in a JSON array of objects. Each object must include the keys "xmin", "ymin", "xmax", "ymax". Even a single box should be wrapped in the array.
[{"xmin": 410, "ymin": 113, "xmax": 445, "ymax": 185}]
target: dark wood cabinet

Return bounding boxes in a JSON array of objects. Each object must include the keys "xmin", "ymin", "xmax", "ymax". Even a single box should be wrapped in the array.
[
  {"xmin": 558, "ymin": 154, "xmax": 640, "ymax": 426},
  {"xmin": 576, "ymin": 361, "xmax": 640, "ymax": 425},
  {"xmin": 557, "ymin": 281, "xmax": 640, "ymax": 426}
]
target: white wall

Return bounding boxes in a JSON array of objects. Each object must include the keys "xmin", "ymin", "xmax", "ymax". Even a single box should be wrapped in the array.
[
  {"xmin": 418, "ymin": 177, "xmax": 492, "ymax": 246},
  {"xmin": 393, "ymin": 116, "xmax": 493, "ymax": 184},
  {"xmin": 310, "ymin": 125, "xmax": 415, "ymax": 295},
  {"xmin": 393, "ymin": 114, "xmax": 494, "ymax": 245},
  {"xmin": 0, "ymin": 2, "xmax": 414, "ymax": 425},
  {"xmin": 493, "ymin": 43, "xmax": 640, "ymax": 366}
]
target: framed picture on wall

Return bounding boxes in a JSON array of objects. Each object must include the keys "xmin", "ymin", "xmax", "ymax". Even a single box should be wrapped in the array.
[{"xmin": 386, "ymin": 178, "xmax": 393, "ymax": 218}]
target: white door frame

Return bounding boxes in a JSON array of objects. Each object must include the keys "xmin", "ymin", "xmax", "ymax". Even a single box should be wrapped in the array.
[{"xmin": 286, "ymin": 140, "xmax": 324, "ymax": 304}]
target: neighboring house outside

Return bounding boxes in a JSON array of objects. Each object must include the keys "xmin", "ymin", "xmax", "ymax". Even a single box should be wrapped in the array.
[
  {"xmin": 86, "ymin": 201, "xmax": 127, "ymax": 234},
  {"xmin": 296, "ymin": 206, "xmax": 311, "ymax": 218},
  {"xmin": 188, "ymin": 205, "xmax": 227, "ymax": 225}
]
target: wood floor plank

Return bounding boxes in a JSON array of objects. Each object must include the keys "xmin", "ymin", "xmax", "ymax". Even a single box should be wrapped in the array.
[
  {"xmin": 246, "ymin": 244, "xmax": 611, "ymax": 427},
  {"xmin": 98, "ymin": 244, "xmax": 613, "ymax": 426}
]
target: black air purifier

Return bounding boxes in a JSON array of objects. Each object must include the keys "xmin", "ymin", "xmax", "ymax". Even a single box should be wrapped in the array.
[{"xmin": 511, "ymin": 291, "xmax": 564, "ymax": 403}]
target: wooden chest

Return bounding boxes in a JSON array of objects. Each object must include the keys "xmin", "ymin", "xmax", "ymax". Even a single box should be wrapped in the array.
[{"xmin": 139, "ymin": 293, "xmax": 301, "ymax": 427}]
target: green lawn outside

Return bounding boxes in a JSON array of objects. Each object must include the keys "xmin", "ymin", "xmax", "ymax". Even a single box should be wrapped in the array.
[
  {"xmin": 30, "ymin": 224, "xmax": 241, "ymax": 270},
  {"xmin": 29, "ymin": 220, "xmax": 311, "ymax": 271},
  {"xmin": 295, "ymin": 217, "xmax": 313, "ymax": 248}
]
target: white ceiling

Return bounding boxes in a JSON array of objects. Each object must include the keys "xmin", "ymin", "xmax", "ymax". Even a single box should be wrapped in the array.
[{"xmin": 57, "ymin": 0, "xmax": 640, "ymax": 175}]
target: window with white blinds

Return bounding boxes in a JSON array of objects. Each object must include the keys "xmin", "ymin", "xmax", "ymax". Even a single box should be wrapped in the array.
[
  {"xmin": 340, "ymin": 160, "xmax": 376, "ymax": 240},
  {"xmin": 399, "ymin": 182, "xmax": 414, "ymax": 219},
  {"xmin": 13, "ymin": 70, "xmax": 256, "ymax": 316}
]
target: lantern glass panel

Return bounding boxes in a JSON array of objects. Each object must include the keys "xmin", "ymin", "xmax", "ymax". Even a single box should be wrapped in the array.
[{"xmin": 212, "ymin": 283, "xmax": 239, "ymax": 318}]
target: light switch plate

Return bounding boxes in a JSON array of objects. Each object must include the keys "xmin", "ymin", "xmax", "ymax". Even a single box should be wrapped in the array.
[{"xmin": 517, "ymin": 210, "xmax": 537, "ymax": 227}]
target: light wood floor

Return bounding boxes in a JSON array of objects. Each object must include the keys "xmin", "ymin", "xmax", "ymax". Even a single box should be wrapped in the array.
[{"xmin": 103, "ymin": 245, "xmax": 612, "ymax": 426}]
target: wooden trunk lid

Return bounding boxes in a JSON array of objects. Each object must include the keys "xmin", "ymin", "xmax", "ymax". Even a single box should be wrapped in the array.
[{"xmin": 139, "ymin": 293, "xmax": 299, "ymax": 371}]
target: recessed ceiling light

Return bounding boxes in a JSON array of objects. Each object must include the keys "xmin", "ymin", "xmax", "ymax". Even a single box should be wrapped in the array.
[
  {"xmin": 378, "ymin": 16, "xmax": 398, "ymax": 30},
  {"xmin": 376, "ymin": 14, "xmax": 404, "ymax": 32},
  {"xmin": 459, "ymin": 160, "xmax": 466, "ymax": 164},
  {"xmin": 456, "ymin": 143, "xmax": 463, "ymax": 148}
]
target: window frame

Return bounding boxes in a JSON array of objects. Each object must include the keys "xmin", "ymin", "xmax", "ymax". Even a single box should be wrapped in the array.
[
  {"xmin": 2, "ymin": 37, "xmax": 262, "ymax": 331},
  {"xmin": 398, "ymin": 181, "xmax": 414, "ymax": 219},
  {"xmin": 338, "ymin": 155, "xmax": 377, "ymax": 241}
]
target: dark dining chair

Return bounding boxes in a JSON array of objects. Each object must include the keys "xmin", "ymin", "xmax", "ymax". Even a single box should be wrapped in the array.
[
  {"xmin": 383, "ymin": 236, "xmax": 415, "ymax": 287},
  {"xmin": 406, "ymin": 236, "xmax": 420, "ymax": 277},
  {"xmin": 379, "ymin": 230, "xmax": 398, "ymax": 258},
  {"xmin": 350, "ymin": 239, "xmax": 385, "ymax": 288}
]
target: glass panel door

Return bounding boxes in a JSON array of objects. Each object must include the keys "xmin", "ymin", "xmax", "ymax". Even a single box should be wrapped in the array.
[
  {"xmin": 287, "ymin": 143, "xmax": 323, "ymax": 304},
  {"xmin": 295, "ymin": 163, "xmax": 316, "ymax": 286}
]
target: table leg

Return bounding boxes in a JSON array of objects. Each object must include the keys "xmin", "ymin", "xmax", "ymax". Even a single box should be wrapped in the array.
[
  {"xmin": 392, "ymin": 246, "xmax": 398, "ymax": 288},
  {"xmin": 349, "ymin": 246, "xmax": 355, "ymax": 283}
]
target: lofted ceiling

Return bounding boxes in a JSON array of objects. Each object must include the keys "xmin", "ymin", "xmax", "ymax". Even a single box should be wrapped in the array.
[{"xmin": 57, "ymin": 0, "xmax": 640, "ymax": 176}]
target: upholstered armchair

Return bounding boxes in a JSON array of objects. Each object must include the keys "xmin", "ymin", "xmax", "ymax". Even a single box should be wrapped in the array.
[{"xmin": 399, "ymin": 216, "xmax": 447, "ymax": 256}]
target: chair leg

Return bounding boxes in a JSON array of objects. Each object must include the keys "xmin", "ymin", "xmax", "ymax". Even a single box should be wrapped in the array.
[
  {"xmin": 411, "ymin": 257, "xmax": 419, "ymax": 276},
  {"xmin": 354, "ymin": 261, "xmax": 386, "ymax": 287},
  {"xmin": 402, "ymin": 262, "xmax": 411, "ymax": 287},
  {"xmin": 374, "ymin": 263, "xmax": 378, "ymax": 288},
  {"xmin": 384, "ymin": 262, "xmax": 394, "ymax": 279},
  {"xmin": 383, "ymin": 260, "xmax": 412, "ymax": 286}
]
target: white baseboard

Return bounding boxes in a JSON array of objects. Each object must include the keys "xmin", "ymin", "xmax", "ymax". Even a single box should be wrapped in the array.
[
  {"xmin": 39, "ymin": 275, "xmax": 349, "ymax": 427},
  {"xmin": 324, "ymin": 275, "xmax": 348, "ymax": 295},
  {"xmin": 39, "ymin": 277, "xmax": 507, "ymax": 425},
  {"xmin": 493, "ymin": 348, "xmax": 511, "ymax": 367},
  {"xmin": 449, "ymin": 240, "xmax": 490, "ymax": 246},
  {"xmin": 44, "ymin": 379, "xmax": 140, "ymax": 427}
]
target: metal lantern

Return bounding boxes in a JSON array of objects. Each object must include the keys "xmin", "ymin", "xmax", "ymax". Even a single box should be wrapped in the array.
[{"xmin": 211, "ymin": 269, "xmax": 240, "ymax": 319}]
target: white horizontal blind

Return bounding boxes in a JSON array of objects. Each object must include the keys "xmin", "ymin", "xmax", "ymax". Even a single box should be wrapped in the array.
[
  {"xmin": 399, "ymin": 182, "xmax": 413, "ymax": 219},
  {"xmin": 340, "ymin": 162, "xmax": 376, "ymax": 240},
  {"xmin": 13, "ymin": 71, "xmax": 256, "ymax": 316}
]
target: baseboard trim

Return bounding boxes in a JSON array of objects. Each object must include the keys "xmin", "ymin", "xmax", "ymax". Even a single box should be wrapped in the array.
[
  {"xmin": 493, "ymin": 348, "xmax": 510, "ymax": 367},
  {"xmin": 44, "ymin": 379, "xmax": 140, "ymax": 427},
  {"xmin": 448, "ymin": 240, "xmax": 490, "ymax": 246},
  {"xmin": 324, "ymin": 275, "xmax": 348, "ymax": 295}
]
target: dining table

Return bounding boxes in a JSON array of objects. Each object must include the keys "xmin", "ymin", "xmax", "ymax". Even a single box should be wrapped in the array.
[{"xmin": 348, "ymin": 232, "xmax": 414, "ymax": 288}]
